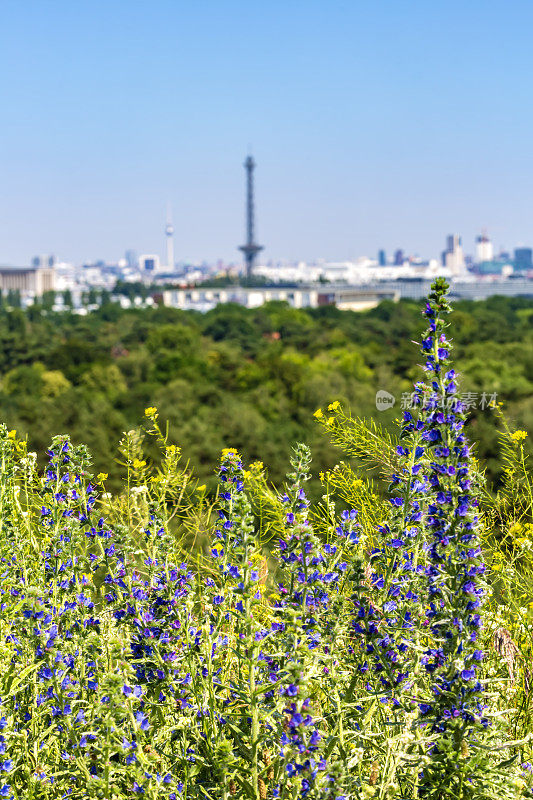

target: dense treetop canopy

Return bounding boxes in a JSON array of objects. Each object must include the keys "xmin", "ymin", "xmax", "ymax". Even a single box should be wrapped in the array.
[{"xmin": 0, "ymin": 294, "xmax": 531, "ymax": 490}]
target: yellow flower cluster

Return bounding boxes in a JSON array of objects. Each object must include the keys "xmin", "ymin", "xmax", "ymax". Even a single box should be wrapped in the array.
[
  {"xmin": 510, "ymin": 520, "xmax": 533, "ymax": 540},
  {"xmin": 314, "ymin": 401, "xmax": 341, "ymax": 421},
  {"xmin": 221, "ymin": 447, "xmax": 238, "ymax": 459},
  {"xmin": 516, "ymin": 537, "xmax": 532, "ymax": 548},
  {"xmin": 510, "ymin": 430, "xmax": 528, "ymax": 443},
  {"xmin": 144, "ymin": 407, "xmax": 158, "ymax": 418},
  {"xmin": 132, "ymin": 459, "xmax": 146, "ymax": 470}
]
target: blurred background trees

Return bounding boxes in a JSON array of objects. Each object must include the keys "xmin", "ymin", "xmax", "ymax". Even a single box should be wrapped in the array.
[{"xmin": 0, "ymin": 295, "xmax": 530, "ymax": 493}]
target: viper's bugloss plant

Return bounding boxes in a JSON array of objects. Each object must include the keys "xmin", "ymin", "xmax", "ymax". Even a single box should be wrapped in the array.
[
  {"xmin": 271, "ymin": 444, "xmax": 343, "ymax": 799},
  {"xmin": 413, "ymin": 279, "xmax": 489, "ymax": 798},
  {"xmin": 0, "ymin": 281, "xmax": 530, "ymax": 800}
]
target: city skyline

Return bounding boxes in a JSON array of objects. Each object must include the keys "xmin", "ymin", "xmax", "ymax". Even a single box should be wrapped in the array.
[
  {"xmin": 14, "ymin": 216, "xmax": 533, "ymax": 272},
  {"xmin": 7, "ymin": 224, "xmax": 533, "ymax": 270},
  {"xmin": 2, "ymin": 1, "xmax": 533, "ymax": 265}
]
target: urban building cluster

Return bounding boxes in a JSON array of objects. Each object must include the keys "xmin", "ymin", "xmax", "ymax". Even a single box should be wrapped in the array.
[{"xmin": 0, "ymin": 158, "xmax": 532, "ymax": 312}]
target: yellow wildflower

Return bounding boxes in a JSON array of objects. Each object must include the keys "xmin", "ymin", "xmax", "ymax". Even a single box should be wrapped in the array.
[
  {"xmin": 96, "ymin": 473, "xmax": 108, "ymax": 483},
  {"xmin": 7, "ymin": 430, "xmax": 16, "ymax": 439},
  {"xmin": 510, "ymin": 430, "xmax": 528, "ymax": 443},
  {"xmin": 132, "ymin": 459, "xmax": 146, "ymax": 470},
  {"xmin": 196, "ymin": 484, "xmax": 206, "ymax": 493},
  {"xmin": 313, "ymin": 408, "xmax": 323, "ymax": 419},
  {"xmin": 328, "ymin": 400, "xmax": 340, "ymax": 412},
  {"xmin": 326, "ymin": 416, "xmax": 335, "ymax": 426},
  {"xmin": 221, "ymin": 447, "xmax": 238, "ymax": 458},
  {"xmin": 144, "ymin": 407, "xmax": 158, "ymax": 417}
]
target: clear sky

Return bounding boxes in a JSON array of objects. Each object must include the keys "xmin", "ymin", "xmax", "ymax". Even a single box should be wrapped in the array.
[{"xmin": 1, "ymin": 0, "xmax": 533, "ymax": 266}]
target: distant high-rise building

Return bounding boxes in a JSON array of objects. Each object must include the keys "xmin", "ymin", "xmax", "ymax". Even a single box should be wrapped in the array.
[
  {"xmin": 125, "ymin": 250, "xmax": 138, "ymax": 269},
  {"xmin": 514, "ymin": 247, "xmax": 533, "ymax": 271},
  {"xmin": 238, "ymin": 155, "xmax": 264, "ymax": 278},
  {"xmin": 32, "ymin": 254, "xmax": 55, "ymax": 269},
  {"xmin": 393, "ymin": 249, "xmax": 404, "ymax": 266},
  {"xmin": 475, "ymin": 232, "xmax": 493, "ymax": 263},
  {"xmin": 378, "ymin": 249, "xmax": 386, "ymax": 266},
  {"xmin": 442, "ymin": 234, "xmax": 465, "ymax": 275},
  {"xmin": 139, "ymin": 254, "xmax": 160, "ymax": 273}
]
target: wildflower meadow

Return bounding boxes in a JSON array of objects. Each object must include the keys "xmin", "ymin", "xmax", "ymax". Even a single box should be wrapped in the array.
[{"xmin": 0, "ymin": 278, "xmax": 532, "ymax": 799}]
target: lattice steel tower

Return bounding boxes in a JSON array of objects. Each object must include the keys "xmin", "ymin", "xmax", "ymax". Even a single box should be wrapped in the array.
[{"xmin": 238, "ymin": 155, "xmax": 264, "ymax": 278}]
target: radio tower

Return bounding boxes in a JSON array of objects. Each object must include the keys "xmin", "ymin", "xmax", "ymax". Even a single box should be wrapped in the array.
[
  {"xmin": 238, "ymin": 155, "xmax": 263, "ymax": 279},
  {"xmin": 165, "ymin": 204, "xmax": 175, "ymax": 271}
]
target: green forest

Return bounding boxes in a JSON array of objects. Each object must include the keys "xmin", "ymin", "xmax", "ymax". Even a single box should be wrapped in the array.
[{"xmin": 0, "ymin": 293, "xmax": 532, "ymax": 491}]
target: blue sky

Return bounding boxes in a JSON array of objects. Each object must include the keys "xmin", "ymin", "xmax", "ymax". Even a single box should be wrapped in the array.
[{"xmin": 1, "ymin": 0, "xmax": 533, "ymax": 265}]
